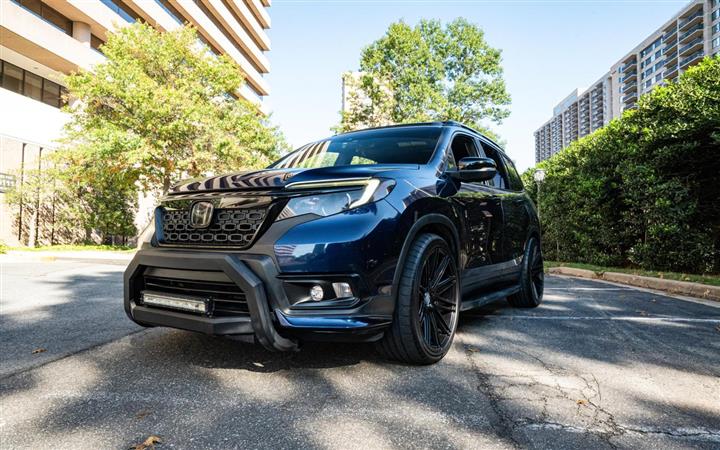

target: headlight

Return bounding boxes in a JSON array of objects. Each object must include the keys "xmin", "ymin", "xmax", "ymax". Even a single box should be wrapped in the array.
[
  {"xmin": 278, "ymin": 178, "xmax": 394, "ymax": 220},
  {"xmin": 137, "ymin": 215, "xmax": 156, "ymax": 249}
]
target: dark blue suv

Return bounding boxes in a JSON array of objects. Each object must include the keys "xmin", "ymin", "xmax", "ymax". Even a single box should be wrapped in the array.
[{"xmin": 124, "ymin": 121, "xmax": 544, "ymax": 364}]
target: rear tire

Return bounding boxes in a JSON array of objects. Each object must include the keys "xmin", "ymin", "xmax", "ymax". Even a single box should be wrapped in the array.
[
  {"xmin": 377, "ymin": 233, "xmax": 460, "ymax": 365},
  {"xmin": 508, "ymin": 237, "xmax": 544, "ymax": 308}
]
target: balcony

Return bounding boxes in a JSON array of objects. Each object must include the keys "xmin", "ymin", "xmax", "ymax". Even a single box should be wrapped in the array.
[
  {"xmin": 680, "ymin": 24, "xmax": 704, "ymax": 43},
  {"xmin": 679, "ymin": 9, "xmax": 704, "ymax": 29},
  {"xmin": 680, "ymin": 50, "xmax": 704, "ymax": 68},
  {"xmin": 622, "ymin": 91, "xmax": 638, "ymax": 103},
  {"xmin": 662, "ymin": 29, "xmax": 677, "ymax": 42},
  {"xmin": 680, "ymin": 37, "xmax": 705, "ymax": 56},
  {"xmin": 621, "ymin": 71, "xmax": 637, "ymax": 83},
  {"xmin": 622, "ymin": 82, "xmax": 637, "ymax": 93}
]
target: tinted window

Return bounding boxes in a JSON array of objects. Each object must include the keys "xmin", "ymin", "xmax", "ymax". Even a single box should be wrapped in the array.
[
  {"xmin": 272, "ymin": 127, "xmax": 442, "ymax": 169},
  {"xmin": 2, "ymin": 61, "xmax": 23, "ymax": 94},
  {"xmin": 477, "ymin": 139, "xmax": 508, "ymax": 189},
  {"xmin": 24, "ymin": 72, "xmax": 42, "ymax": 101},
  {"xmin": 448, "ymin": 134, "xmax": 478, "ymax": 169},
  {"xmin": 502, "ymin": 155, "xmax": 524, "ymax": 191}
]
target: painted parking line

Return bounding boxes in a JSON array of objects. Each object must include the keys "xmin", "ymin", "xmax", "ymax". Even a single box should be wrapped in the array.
[
  {"xmin": 544, "ymin": 287, "xmax": 631, "ymax": 291},
  {"xmin": 478, "ymin": 315, "xmax": 720, "ymax": 323}
]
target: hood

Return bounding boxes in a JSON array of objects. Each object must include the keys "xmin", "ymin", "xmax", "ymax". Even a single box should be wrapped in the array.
[{"xmin": 168, "ymin": 164, "xmax": 418, "ymax": 195}]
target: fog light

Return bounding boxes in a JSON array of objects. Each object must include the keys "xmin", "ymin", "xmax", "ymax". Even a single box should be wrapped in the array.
[
  {"xmin": 310, "ymin": 285, "xmax": 324, "ymax": 301},
  {"xmin": 332, "ymin": 282, "xmax": 353, "ymax": 298}
]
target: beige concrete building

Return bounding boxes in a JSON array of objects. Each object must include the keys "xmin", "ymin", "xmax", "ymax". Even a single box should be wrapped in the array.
[
  {"xmin": 0, "ymin": 0, "xmax": 271, "ymax": 246},
  {"xmin": 535, "ymin": 0, "xmax": 719, "ymax": 163}
]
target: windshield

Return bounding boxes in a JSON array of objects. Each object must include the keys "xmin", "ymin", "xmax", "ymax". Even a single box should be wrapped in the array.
[{"xmin": 270, "ymin": 127, "xmax": 442, "ymax": 169}]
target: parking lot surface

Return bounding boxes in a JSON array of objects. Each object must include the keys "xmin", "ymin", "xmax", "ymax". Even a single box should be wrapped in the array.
[{"xmin": 1, "ymin": 259, "xmax": 719, "ymax": 449}]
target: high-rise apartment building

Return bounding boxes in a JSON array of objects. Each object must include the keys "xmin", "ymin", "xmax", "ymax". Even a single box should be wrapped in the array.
[
  {"xmin": 0, "ymin": 0, "xmax": 271, "ymax": 245},
  {"xmin": 535, "ymin": 0, "xmax": 718, "ymax": 163}
]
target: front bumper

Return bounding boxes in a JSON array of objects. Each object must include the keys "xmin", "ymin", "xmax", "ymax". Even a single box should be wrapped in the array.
[{"xmin": 124, "ymin": 248, "xmax": 393, "ymax": 351}]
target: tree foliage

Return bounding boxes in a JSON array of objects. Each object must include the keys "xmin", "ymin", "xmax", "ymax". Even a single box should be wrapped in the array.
[
  {"xmin": 63, "ymin": 23, "xmax": 283, "ymax": 194},
  {"xmin": 525, "ymin": 56, "xmax": 720, "ymax": 274},
  {"xmin": 6, "ymin": 23, "xmax": 284, "ymax": 245},
  {"xmin": 337, "ymin": 18, "xmax": 510, "ymax": 138}
]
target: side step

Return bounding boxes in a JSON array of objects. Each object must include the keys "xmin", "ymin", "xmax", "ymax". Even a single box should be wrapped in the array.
[{"xmin": 460, "ymin": 285, "xmax": 520, "ymax": 311}]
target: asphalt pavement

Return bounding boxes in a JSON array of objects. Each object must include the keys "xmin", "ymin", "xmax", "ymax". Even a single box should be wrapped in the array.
[{"xmin": 1, "ymin": 258, "xmax": 719, "ymax": 449}]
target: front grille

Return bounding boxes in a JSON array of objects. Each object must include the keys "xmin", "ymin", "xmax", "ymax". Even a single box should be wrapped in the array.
[
  {"xmin": 142, "ymin": 274, "xmax": 249, "ymax": 317},
  {"xmin": 160, "ymin": 207, "xmax": 267, "ymax": 248}
]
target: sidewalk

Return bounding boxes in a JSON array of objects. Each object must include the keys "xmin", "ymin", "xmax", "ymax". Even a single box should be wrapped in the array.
[
  {"xmin": 548, "ymin": 266, "xmax": 720, "ymax": 302},
  {"xmin": 1, "ymin": 250, "xmax": 135, "ymax": 266}
]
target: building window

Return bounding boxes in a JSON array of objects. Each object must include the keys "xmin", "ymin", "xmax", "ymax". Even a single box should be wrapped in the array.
[
  {"xmin": 154, "ymin": 0, "xmax": 183, "ymax": 24},
  {"xmin": 1, "ymin": 61, "xmax": 23, "ymax": 94},
  {"xmin": 713, "ymin": 37, "xmax": 720, "ymax": 49},
  {"xmin": 1, "ymin": 59, "xmax": 67, "ymax": 108},
  {"xmin": 100, "ymin": 0, "xmax": 140, "ymax": 23},
  {"xmin": 11, "ymin": 0, "xmax": 72, "ymax": 35},
  {"xmin": 24, "ymin": 72, "xmax": 43, "ymax": 101},
  {"xmin": 714, "ymin": 22, "xmax": 720, "ymax": 35},
  {"xmin": 42, "ymin": 79, "xmax": 60, "ymax": 107},
  {"xmin": 91, "ymin": 34, "xmax": 105, "ymax": 53}
]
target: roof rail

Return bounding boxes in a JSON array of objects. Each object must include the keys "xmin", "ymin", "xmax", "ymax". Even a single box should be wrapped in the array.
[{"xmin": 441, "ymin": 121, "xmax": 503, "ymax": 149}]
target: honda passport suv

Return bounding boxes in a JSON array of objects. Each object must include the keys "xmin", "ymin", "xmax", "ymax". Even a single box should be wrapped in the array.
[{"xmin": 124, "ymin": 121, "xmax": 544, "ymax": 364}]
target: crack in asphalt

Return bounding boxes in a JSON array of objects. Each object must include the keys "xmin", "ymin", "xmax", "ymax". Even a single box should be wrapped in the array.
[
  {"xmin": 459, "ymin": 337, "xmax": 522, "ymax": 449},
  {"xmin": 457, "ymin": 335, "xmax": 720, "ymax": 447}
]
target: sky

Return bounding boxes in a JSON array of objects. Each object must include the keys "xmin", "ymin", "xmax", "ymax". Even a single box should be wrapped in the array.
[{"xmin": 265, "ymin": 0, "xmax": 688, "ymax": 171}]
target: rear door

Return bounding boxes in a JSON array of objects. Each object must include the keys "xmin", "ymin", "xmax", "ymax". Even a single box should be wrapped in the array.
[{"xmin": 478, "ymin": 139, "xmax": 529, "ymax": 262}]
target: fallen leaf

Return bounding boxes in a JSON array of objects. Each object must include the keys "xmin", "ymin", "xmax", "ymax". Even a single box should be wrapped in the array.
[
  {"xmin": 31, "ymin": 348, "xmax": 46, "ymax": 354},
  {"xmin": 576, "ymin": 399, "xmax": 587, "ymax": 406},
  {"xmin": 135, "ymin": 410, "xmax": 151, "ymax": 420},
  {"xmin": 466, "ymin": 346, "xmax": 480, "ymax": 353},
  {"xmin": 715, "ymin": 325, "xmax": 720, "ymax": 333},
  {"xmin": 131, "ymin": 435, "xmax": 162, "ymax": 450},
  {"xmin": 636, "ymin": 310, "xmax": 648, "ymax": 316}
]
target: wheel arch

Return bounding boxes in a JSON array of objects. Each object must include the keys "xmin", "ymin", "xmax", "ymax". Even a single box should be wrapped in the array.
[{"xmin": 391, "ymin": 213, "xmax": 461, "ymax": 303}]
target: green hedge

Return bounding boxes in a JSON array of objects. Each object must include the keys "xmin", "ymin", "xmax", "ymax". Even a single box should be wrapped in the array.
[{"xmin": 524, "ymin": 56, "xmax": 720, "ymax": 274}]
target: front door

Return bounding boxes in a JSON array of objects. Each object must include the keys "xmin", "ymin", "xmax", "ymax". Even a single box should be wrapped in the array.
[{"xmin": 443, "ymin": 133, "xmax": 504, "ymax": 295}]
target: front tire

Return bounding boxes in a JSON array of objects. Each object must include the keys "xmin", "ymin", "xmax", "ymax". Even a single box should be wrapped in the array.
[
  {"xmin": 378, "ymin": 233, "xmax": 460, "ymax": 365},
  {"xmin": 508, "ymin": 237, "xmax": 544, "ymax": 308}
]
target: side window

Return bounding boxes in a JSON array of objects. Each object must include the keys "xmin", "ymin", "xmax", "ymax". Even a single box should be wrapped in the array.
[
  {"xmin": 447, "ymin": 133, "xmax": 478, "ymax": 169},
  {"xmin": 501, "ymin": 154, "xmax": 524, "ymax": 191},
  {"xmin": 477, "ymin": 139, "xmax": 508, "ymax": 189}
]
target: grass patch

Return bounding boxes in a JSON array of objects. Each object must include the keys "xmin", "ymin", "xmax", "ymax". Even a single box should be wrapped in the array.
[
  {"xmin": 7, "ymin": 244, "xmax": 135, "ymax": 253},
  {"xmin": 545, "ymin": 261, "xmax": 720, "ymax": 287}
]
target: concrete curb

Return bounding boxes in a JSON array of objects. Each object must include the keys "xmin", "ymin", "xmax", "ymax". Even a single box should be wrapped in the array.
[
  {"xmin": 2, "ymin": 250, "xmax": 134, "ymax": 266},
  {"xmin": 548, "ymin": 267, "xmax": 720, "ymax": 301}
]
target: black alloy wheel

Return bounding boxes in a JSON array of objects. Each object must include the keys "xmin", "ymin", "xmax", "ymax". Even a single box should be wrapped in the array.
[
  {"xmin": 508, "ymin": 237, "xmax": 544, "ymax": 308},
  {"xmin": 377, "ymin": 233, "xmax": 460, "ymax": 364},
  {"xmin": 417, "ymin": 245, "xmax": 458, "ymax": 353}
]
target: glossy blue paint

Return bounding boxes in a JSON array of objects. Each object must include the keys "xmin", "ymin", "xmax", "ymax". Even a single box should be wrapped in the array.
[{"xmin": 129, "ymin": 122, "xmax": 541, "ymax": 344}]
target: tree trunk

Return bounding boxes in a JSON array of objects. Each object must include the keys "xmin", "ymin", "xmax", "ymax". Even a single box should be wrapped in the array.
[{"xmin": 163, "ymin": 174, "xmax": 171, "ymax": 195}]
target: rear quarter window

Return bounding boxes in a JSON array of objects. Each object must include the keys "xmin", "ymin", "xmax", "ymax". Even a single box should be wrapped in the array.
[{"xmin": 502, "ymin": 155, "xmax": 524, "ymax": 191}]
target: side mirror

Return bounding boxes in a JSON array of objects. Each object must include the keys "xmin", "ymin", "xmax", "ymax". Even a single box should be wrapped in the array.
[{"xmin": 449, "ymin": 157, "xmax": 497, "ymax": 182}]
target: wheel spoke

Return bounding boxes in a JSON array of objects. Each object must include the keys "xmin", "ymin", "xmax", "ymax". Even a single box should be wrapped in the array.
[
  {"xmin": 433, "ymin": 309, "xmax": 451, "ymax": 335},
  {"xmin": 423, "ymin": 312, "xmax": 432, "ymax": 343},
  {"xmin": 430, "ymin": 255, "xmax": 450, "ymax": 290},
  {"xmin": 428, "ymin": 312, "xmax": 440, "ymax": 346},
  {"xmin": 435, "ymin": 302, "xmax": 456, "ymax": 313},
  {"xmin": 435, "ymin": 275, "xmax": 456, "ymax": 295},
  {"xmin": 434, "ymin": 295, "xmax": 455, "ymax": 306}
]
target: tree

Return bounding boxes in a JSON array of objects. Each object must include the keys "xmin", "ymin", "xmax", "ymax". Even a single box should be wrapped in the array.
[
  {"xmin": 62, "ymin": 23, "xmax": 284, "ymax": 194},
  {"xmin": 524, "ymin": 56, "xmax": 720, "ymax": 274},
  {"xmin": 337, "ymin": 18, "xmax": 511, "ymax": 138}
]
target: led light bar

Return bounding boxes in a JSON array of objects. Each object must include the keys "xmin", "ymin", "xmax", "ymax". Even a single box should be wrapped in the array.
[{"xmin": 141, "ymin": 291, "xmax": 208, "ymax": 314}]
